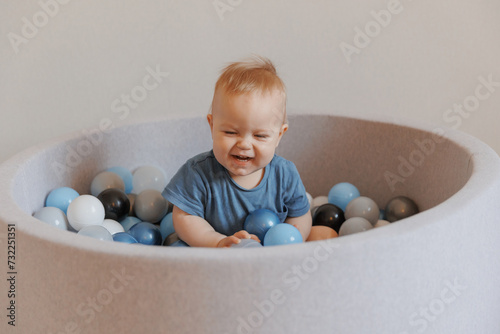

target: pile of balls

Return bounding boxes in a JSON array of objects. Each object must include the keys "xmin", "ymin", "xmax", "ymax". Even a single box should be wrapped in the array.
[
  {"xmin": 33, "ymin": 167, "xmax": 419, "ymax": 248},
  {"xmin": 33, "ymin": 165, "xmax": 182, "ymax": 246},
  {"xmin": 307, "ymin": 182, "xmax": 419, "ymax": 241}
]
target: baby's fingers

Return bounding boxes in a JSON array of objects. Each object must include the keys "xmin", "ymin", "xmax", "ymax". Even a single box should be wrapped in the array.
[
  {"xmin": 217, "ymin": 236, "xmax": 240, "ymax": 248},
  {"xmin": 233, "ymin": 230, "xmax": 252, "ymax": 240}
]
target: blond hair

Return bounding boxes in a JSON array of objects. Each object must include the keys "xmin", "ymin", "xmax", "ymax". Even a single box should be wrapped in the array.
[{"xmin": 211, "ymin": 55, "xmax": 287, "ymax": 121}]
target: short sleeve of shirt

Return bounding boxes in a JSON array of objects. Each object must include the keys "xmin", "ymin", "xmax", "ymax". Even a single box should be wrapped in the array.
[
  {"xmin": 163, "ymin": 157, "xmax": 208, "ymax": 218},
  {"xmin": 281, "ymin": 159, "xmax": 310, "ymax": 217}
]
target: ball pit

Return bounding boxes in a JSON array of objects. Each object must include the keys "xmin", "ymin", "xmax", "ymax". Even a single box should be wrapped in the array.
[{"xmin": 1, "ymin": 114, "xmax": 500, "ymax": 333}]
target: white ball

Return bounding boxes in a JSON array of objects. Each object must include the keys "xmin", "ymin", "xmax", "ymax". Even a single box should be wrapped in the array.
[
  {"xmin": 102, "ymin": 219, "xmax": 125, "ymax": 235},
  {"xmin": 33, "ymin": 207, "xmax": 69, "ymax": 230},
  {"xmin": 67, "ymin": 195, "xmax": 105, "ymax": 231},
  {"xmin": 306, "ymin": 192, "xmax": 313, "ymax": 207},
  {"xmin": 312, "ymin": 196, "xmax": 329, "ymax": 208},
  {"xmin": 132, "ymin": 166, "xmax": 167, "ymax": 193}
]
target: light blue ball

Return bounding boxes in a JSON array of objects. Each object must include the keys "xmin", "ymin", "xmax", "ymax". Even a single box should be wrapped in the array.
[
  {"xmin": 120, "ymin": 216, "xmax": 141, "ymax": 231},
  {"xmin": 160, "ymin": 213, "xmax": 174, "ymax": 240},
  {"xmin": 263, "ymin": 224, "xmax": 303, "ymax": 247},
  {"xmin": 231, "ymin": 238, "xmax": 263, "ymax": 248},
  {"xmin": 328, "ymin": 182, "xmax": 360, "ymax": 211},
  {"xmin": 33, "ymin": 206, "xmax": 69, "ymax": 230},
  {"xmin": 45, "ymin": 187, "xmax": 80, "ymax": 214},
  {"xmin": 78, "ymin": 225, "xmax": 113, "ymax": 241},
  {"xmin": 112, "ymin": 232, "xmax": 138, "ymax": 244},
  {"xmin": 170, "ymin": 240, "xmax": 189, "ymax": 247},
  {"xmin": 107, "ymin": 166, "xmax": 133, "ymax": 194}
]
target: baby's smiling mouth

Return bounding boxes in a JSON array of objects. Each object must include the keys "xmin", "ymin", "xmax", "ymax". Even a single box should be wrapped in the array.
[{"xmin": 233, "ymin": 154, "xmax": 252, "ymax": 162}]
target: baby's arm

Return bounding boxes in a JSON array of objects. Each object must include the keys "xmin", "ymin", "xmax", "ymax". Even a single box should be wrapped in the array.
[
  {"xmin": 173, "ymin": 206, "xmax": 259, "ymax": 247},
  {"xmin": 285, "ymin": 211, "xmax": 312, "ymax": 241}
]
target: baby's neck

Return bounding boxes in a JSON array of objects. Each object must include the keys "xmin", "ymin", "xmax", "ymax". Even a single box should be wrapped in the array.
[{"xmin": 231, "ymin": 168, "xmax": 265, "ymax": 189}]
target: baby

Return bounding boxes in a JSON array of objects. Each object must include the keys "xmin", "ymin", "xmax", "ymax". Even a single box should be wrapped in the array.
[{"xmin": 164, "ymin": 56, "xmax": 311, "ymax": 247}]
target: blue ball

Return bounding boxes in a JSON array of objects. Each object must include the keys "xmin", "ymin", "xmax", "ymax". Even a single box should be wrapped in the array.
[
  {"xmin": 107, "ymin": 166, "xmax": 133, "ymax": 194},
  {"xmin": 120, "ymin": 216, "xmax": 141, "ymax": 231},
  {"xmin": 170, "ymin": 240, "xmax": 190, "ymax": 247},
  {"xmin": 45, "ymin": 187, "xmax": 80, "ymax": 214},
  {"xmin": 231, "ymin": 238, "xmax": 263, "ymax": 248},
  {"xmin": 128, "ymin": 222, "xmax": 162, "ymax": 246},
  {"xmin": 263, "ymin": 224, "xmax": 303, "ymax": 247},
  {"xmin": 328, "ymin": 182, "xmax": 360, "ymax": 211},
  {"xmin": 244, "ymin": 209, "xmax": 281, "ymax": 242},
  {"xmin": 113, "ymin": 232, "xmax": 138, "ymax": 244},
  {"xmin": 160, "ymin": 213, "xmax": 175, "ymax": 240}
]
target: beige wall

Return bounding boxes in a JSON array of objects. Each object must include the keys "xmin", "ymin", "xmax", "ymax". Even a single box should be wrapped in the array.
[{"xmin": 1, "ymin": 0, "xmax": 499, "ymax": 162}]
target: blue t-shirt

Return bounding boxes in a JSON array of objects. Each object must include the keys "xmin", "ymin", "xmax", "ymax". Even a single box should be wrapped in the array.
[{"xmin": 163, "ymin": 150, "xmax": 310, "ymax": 236}]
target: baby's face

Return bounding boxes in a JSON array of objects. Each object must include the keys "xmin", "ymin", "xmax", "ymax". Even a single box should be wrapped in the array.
[{"xmin": 208, "ymin": 89, "xmax": 288, "ymax": 182}]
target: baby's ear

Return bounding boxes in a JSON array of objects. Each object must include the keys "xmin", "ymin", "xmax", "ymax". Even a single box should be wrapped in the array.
[
  {"xmin": 275, "ymin": 123, "xmax": 289, "ymax": 147},
  {"xmin": 280, "ymin": 123, "xmax": 289, "ymax": 137},
  {"xmin": 207, "ymin": 113, "xmax": 214, "ymax": 131}
]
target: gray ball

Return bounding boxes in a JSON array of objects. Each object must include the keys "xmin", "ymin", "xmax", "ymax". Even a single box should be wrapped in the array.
[
  {"xmin": 339, "ymin": 217, "xmax": 373, "ymax": 236},
  {"xmin": 385, "ymin": 196, "xmax": 419, "ymax": 222},
  {"xmin": 134, "ymin": 189, "xmax": 167, "ymax": 223},
  {"xmin": 344, "ymin": 196, "xmax": 379, "ymax": 226}
]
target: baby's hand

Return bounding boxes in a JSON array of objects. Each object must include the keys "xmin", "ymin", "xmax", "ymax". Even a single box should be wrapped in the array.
[{"xmin": 217, "ymin": 230, "xmax": 260, "ymax": 248}]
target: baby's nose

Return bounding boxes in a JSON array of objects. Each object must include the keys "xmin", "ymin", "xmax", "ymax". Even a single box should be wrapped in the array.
[{"xmin": 236, "ymin": 136, "xmax": 252, "ymax": 149}]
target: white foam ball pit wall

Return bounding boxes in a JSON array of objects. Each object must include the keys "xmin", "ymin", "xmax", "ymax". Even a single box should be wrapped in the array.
[{"xmin": 0, "ymin": 114, "xmax": 499, "ymax": 333}]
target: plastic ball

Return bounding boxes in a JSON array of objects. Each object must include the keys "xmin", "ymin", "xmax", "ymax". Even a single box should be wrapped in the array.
[
  {"xmin": 312, "ymin": 203, "xmax": 345, "ymax": 233},
  {"xmin": 374, "ymin": 220, "xmax": 390, "ymax": 228},
  {"xmin": 311, "ymin": 196, "xmax": 329, "ymax": 208},
  {"xmin": 106, "ymin": 166, "xmax": 133, "ymax": 194},
  {"xmin": 328, "ymin": 182, "xmax": 360, "ymax": 211},
  {"xmin": 90, "ymin": 171, "xmax": 125, "ymax": 197},
  {"xmin": 97, "ymin": 188, "xmax": 130, "ymax": 222},
  {"xmin": 160, "ymin": 213, "xmax": 175, "ymax": 240},
  {"xmin": 132, "ymin": 165, "xmax": 167, "ymax": 193},
  {"xmin": 385, "ymin": 196, "xmax": 419, "ymax": 222},
  {"xmin": 170, "ymin": 240, "xmax": 190, "ymax": 247},
  {"xmin": 113, "ymin": 232, "xmax": 138, "ymax": 244},
  {"xmin": 263, "ymin": 224, "xmax": 303, "ymax": 246},
  {"xmin": 78, "ymin": 225, "xmax": 113, "ymax": 241},
  {"xmin": 45, "ymin": 187, "xmax": 80, "ymax": 214},
  {"xmin": 120, "ymin": 216, "xmax": 141, "ymax": 231},
  {"xmin": 67, "ymin": 195, "xmax": 105, "ymax": 231},
  {"xmin": 33, "ymin": 207, "xmax": 69, "ymax": 230},
  {"xmin": 306, "ymin": 225, "xmax": 338, "ymax": 241},
  {"xmin": 344, "ymin": 196, "xmax": 380, "ymax": 226},
  {"xmin": 102, "ymin": 219, "xmax": 125, "ymax": 235},
  {"xmin": 244, "ymin": 209, "xmax": 281, "ymax": 242},
  {"xmin": 306, "ymin": 192, "xmax": 313, "ymax": 207},
  {"xmin": 128, "ymin": 222, "xmax": 162, "ymax": 246},
  {"xmin": 338, "ymin": 217, "xmax": 373, "ymax": 236},
  {"xmin": 163, "ymin": 232, "xmax": 181, "ymax": 246},
  {"xmin": 231, "ymin": 238, "xmax": 263, "ymax": 248},
  {"xmin": 134, "ymin": 190, "xmax": 168, "ymax": 223}
]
